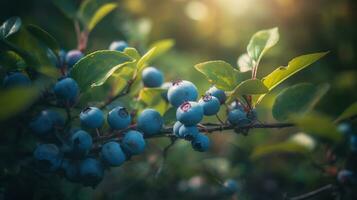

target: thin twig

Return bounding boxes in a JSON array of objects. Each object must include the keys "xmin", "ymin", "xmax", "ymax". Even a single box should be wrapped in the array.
[
  {"xmin": 287, "ymin": 184, "xmax": 335, "ymax": 200},
  {"xmin": 155, "ymin": 138, "xmax": 177, "ymax": 178},
  {"xmin": 99, "ymin": 79, "xmax": 134, "ymax": 109}
]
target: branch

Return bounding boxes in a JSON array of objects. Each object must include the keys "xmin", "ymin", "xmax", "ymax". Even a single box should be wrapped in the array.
[
  {"xmin": 99, "ymin": 79, "xmax": 134, "ymax": 109},
  {"xmin": 286, "ymin": 184, "xmax": 335, "ymax": 200}
]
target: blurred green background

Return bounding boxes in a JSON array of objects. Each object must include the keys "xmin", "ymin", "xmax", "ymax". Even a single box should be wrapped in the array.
[{"xmin": 0, "ymin": 0, "xmax": 357, "ymax": 199}]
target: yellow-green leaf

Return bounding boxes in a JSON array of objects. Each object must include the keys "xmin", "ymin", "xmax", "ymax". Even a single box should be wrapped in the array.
[
  {"xmin": 247, "ymin": 27, "xmax": 279, "ymax": 62},
  {"xmin": 336, "ymin": 102, "xmax": 357, "ymax": 122},
  {"xmin": 148, "ymin": 39, "xmax": 175, "ymax": 61},
  {"xmin": 227, "ymin": 79, "xmax": 268, "ymax": 103}
]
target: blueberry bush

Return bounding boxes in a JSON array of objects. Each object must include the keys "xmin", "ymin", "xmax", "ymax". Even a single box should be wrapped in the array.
[{"xmin": 0, "ymin": 0, "xmax": 356, "ymax": 200}]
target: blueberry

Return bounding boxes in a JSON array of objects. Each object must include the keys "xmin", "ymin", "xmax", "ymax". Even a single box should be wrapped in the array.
[
  {"xmin": 107, "ymin": 106, "xmax": 131, "ymax": 130},
  {"xmin": 198, "ymin": 94, "xmax": 220, "ymax": 116},
  {"xmin": 247, "ymin": 109, "xmax": 258, "ymax": 121},
  {"xmin": 173, "ymin": 121, "xmax": 183, "ymax": 137},
  {"xmin": 228, "ymin": 109, "xmax": 251, "ymax": 126},
  {"xmin": 350, "ymin": 135, "xmax": 357, "ymax": 152},
  {"xmin": 137, "ymin": 109, "xmax": 163, "ymax": 135},
  {"xmin": 61, "ymin": 159, "xmax": 80, "ymax": 182},
  {"xmin": 69, "ymin": 130, "xmax": 93, "ymax": 157},
  {"xmin": 207, "ymin": 86, "xmax": 226, "ymax": 104},
  {"xmin": 57, "ymin": 49, "xmax": 67, "ymax": 68},
  {"xmin": 337, "ymin": 169, "xmax": 357, "ymax": 184},
  {"xmin": 79, "ymin": 158, "xmax": 104, "ymax": 186},
  {"xmin": 338, "ymin": 123, "xmax": 353, "ymax": 135},
  {"xmin": 191, "ymin": 133, "xmax": 210, "ymax": 152},
  {"xmin": 161, "ymin": 82, "xmax": 171, "ymax": 101},
  {"xmin": 101, "ymin": 141, "xmax": 126, "ymax": 166},
  {"xmin": 29, "ymin": 110, "xmax": 64, "ymax": 136},
  {"xmin": 53, "ymin": 77, "xmax": 79, "ymax": 104},
  {"xmin": 3, "ymin": 72, "xmax": 31, "ymax": 88},
  {"xmin": 167, "ymin": 80, "xmax": 198, "ymax": 107},
  {"xmin": 142, "ymin": 67, "xmax": 164, "ymax": 88},
  {"xmin": 228, "ymin": 101, "xmax": 245, "ymax": 111},
  {"xmin": 178, "ymin": 125, "xmax": 199, "ymax": 140},
  {"xmin": 65, "ymin": 50, "xmax": 84, "ymax": 69},
  {"xmin": 223, "ymin": 179, "xmax": 239, "ymax": 194},
  {"xmin": 109, "ymin": 40, "xmax": 128, "ymax": 52},
  {"xmin": 80, "ymin": 107, "xmax": 104, "ymax": 129},
  {"xmin": 176, "ymin": 101, "xmax": 203, "ymax": 126},
  {"xmin": 33, "ymin": 144, "xmax": 62, "ymax": 172},
  {"xmin": 122, "ymin": 130, "xmax": 146, "ymax": 155}
]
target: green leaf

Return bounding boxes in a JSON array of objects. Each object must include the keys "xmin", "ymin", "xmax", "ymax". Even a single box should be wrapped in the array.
[
  {"xmin": 148, "ymin": 39, "xmax": 175, "ymax": 61},
  {"xmin": 272, "ymin": 83, "xmax": 330, "ymax": 121},
  {"xmin": 137, "ymin": 47, "xmax": 157, "ymax": 71},
  {"xmin": 0, "ymin": 17, "xmax": 21, "ymax": 39},
  {"xmin": 336, "ymin": 102, "xmax": 357, "ymax": 122},
  {"xmin": 138, "ymin": 88, "xmax": 169, "ymax": 115},
  {"xmin": 123, "ymin": 47, "xmax": 141, "ymax": 60},
  {"xmin": 71, "ymin": 50, "xmax": 132, "ymax": 91},
  {"xmin": 52, "ymin": 0, "xmax": 77, "ymax": 19},
  {"xmin": 251, "ymin": 141, "xmax": 310, "ymax": 160},
  {"xmin": 227, "ymin": 79, "xmax": 268, "ymax": 103},
  {"xmin": 292, "ymin": 113, "xmax": 342, "ymax": 142},
  {"xmin": 256, "ymin": 52, "xmax": 328, "ymax": 105},
  {"xmin": 26, "ymin": 24, "xmax": 60, "ymax": 54},
  {"xmin": 78, "ymin": 0, "xmax": 118, "ymax": 31},
  {"xmin": 194, "ymin": 60, "xmax": 241, "ymax": 91},
  {"xmin": 0, "ymin": 87, "xmax": 39, "ymax": 121},
  {"xmin": 163, "ymin": 107, "xmax": 177, "ymax": 125},
  {"xmin": 237, "ymin": 53, "xmax": 253, "ymax": 72},
  {"xmin": 0, "ymin": 51, "xmax": 26, "ymax": 70},
  {"xmin": 247, "ymin": 27, "xmax": 279, "ymax": 62}
]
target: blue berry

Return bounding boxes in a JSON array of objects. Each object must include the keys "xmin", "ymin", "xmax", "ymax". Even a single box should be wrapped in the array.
[
  {"xmin": 207, "ymin": 86, "xmax": 226, "ymax": 104},
  {"xmin": 198, "ymin": 94, "xmax": 220, "ymax": 116},
  {"xmin": 191, "ymin": 133, "xmax": 210, "ymax": 152},
  {"xmin": 53, "ymin": 77, "xmax": 79, "ymax": 103},
  {"xmin": 61, "ymin": 159, "xmax": 80, "ymax": 182},
  {"xmin": 338, "ymin": 123, "xmax": 353, "ymax": 135},
  {"xmin": 176, "ymin": 101, "xmax": 203, "ymax": 126},
  {"xmin": 223, "ymin": 179, "xmax": 239, "ymax": 194},
  {"xmin": 107, "ymin": 106, "xmax": 131, "ymax": 130},
  {"xmin": 69, "ymin": 130, "xmax": 93, "ymax": 157},
  {"xmin": 79, "ymin": 158, "xmax": 104, "ymax": 186},
  {"xmin": 137, "ymin": 109, "xmax": 163, "ymax": 135},
  {"xmin": 3, "ymin": 72, "xmax": 31, "ymax": 88},
  {"xmin": 167, "ymin": 80, "xmax": 198, "ymax": 107},
  {"xmin": 228, "ymin": 109, "xmax": 251, "ymax": 126},
  {"xmin": 101, "ymin": 141, "xmax": 126, "ymax": 166},
  {"xmin": 178, "ymin": 125, "xmax": 199, "ymax": 140},
  {"xmin": 65, "ymin": 50, "xmax": 84, "ymax": 69},
  {"xmin": 173, "ymin": 121, "xmax": 183, "ymax": 137},
  {"xmin": 161, "ymin": 82, "xmax": 171, "ymax": 101},
  {"xmin": 247, "ymin": 109, "xmax": 258, "ymax": 121},
  {"xmin": 33, "ymin": 144, "xmax": 62, "ymax": 172},
  {"xmin": 337, "ymin": 169, "xmax": 356, "ymax": 184},
  {"xmin": 30, "ymin": 110, "xmax": 64, "ymax": 136},
  {"xmin": 109, "ymin": 40, "xmax": 128, "ymax": 52},
  {"xmin": 122, "ymin": 130, "xmax": 146, "ymax": 155},
  {"xmin": 229, "ymin": 101, "xmax": 245, "ymax": 111},
  {"xmin": 80, "ymin": 107, "xmax": 104, "ymax": 129},
  {"xmin": 142, "ymin": 67, "xmax": 164, "ymax": 88},
  {"xmin": 350, "ymin": 135, "xmax": 357, "ymax": 152}
]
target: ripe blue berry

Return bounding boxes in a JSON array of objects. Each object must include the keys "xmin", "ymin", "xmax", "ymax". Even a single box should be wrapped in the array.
[
  {"xmin": 228, "ymin": 109, "xmax": 251, "ymax": 126},
  {"xmin": 69, "ymin": 130, "xmax": 93, "ymax": 157},
  {"xmin": 191, "ymin": 133, "xmax": 210, "ymax": 152},
  {"xmin": 137, "ymin": 109, "xmax": 163, "ymax": 135},
  {"xmin": 79, "ymin": 158, "xmax": 104, "ymax": 186},
  {"xmin": 3, "ymin": 72, "xmax": 31, "ymax": 88},
  {"xmin": 61, "ymin": 159, "xmax": 80, "ymax": 182},
  {"xmin": 142, "ymin": 67, "xmax": 164, "ymax": 88},
  {"xmin": 223, "ymin": 179, "xmax": 239, "ymax": 194},
  {"xmin": 65, "ymin": 50, "xmax": 84, "ymax": 69},
  {"xmin": 107, "ymin": 106, "xmax": 131, "ymax": 130},
  {"xmin": 178, "ymin": 125, "xmax": 199, "ymax": 140},
  {"xmin": 198, "ymin": 94, "xmax": 220, "ymax": 116},
  {"xmin": 80, "ymin": 107, "xmax": 104, "ymax": 129},
  {"xmin": 101, "ymin": 141, "xmax": 126, "ymax": 166},
  {"xmin": 33, "ymin": 144, "xmax": 62, "ymax": 172},
  {"xmin": 337, "ymin": 169, "xmax": 356, "ymax": 184},
  {"xmin": 350, "ymin": 135, "xmax": 357, "ymax": 152},
  {"xmin": 207, "ymin": 86, "xmax": 226, "ymax": 104},
  {"xmin": 109, "ymin": 40, "xmax": 128, "ymax": 52},
  {"xmin": 167, "ymin": 80, "xmax": 198, "ymax": 107},
  {"xmin": 53, "ymin": 77, "xmax": 79, "ymax": 103},
  {"xmin": 228, "ymin": 101, "xmax": 245, "ymax": 111},
  {"xmin": 173, "ymin": 121, "xmax": 183, "ymax": 137},
  {"xmin": 338, "ymin": 123, "xmax": 353, "ymax": 135},
  {"xmin": 122, "ymin": 130, "xmax": 146, "ymax": 155},
  {"xmin": 161, "ymin": 82, "xmax": 171, "ymax": 101},
  {"xmin": 30, "ymin": 110, "xmax": 64, "ymax": 136},
  {"xmin": 176, "ymin": 101, "xmax": 203, "ymax": 126}
]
